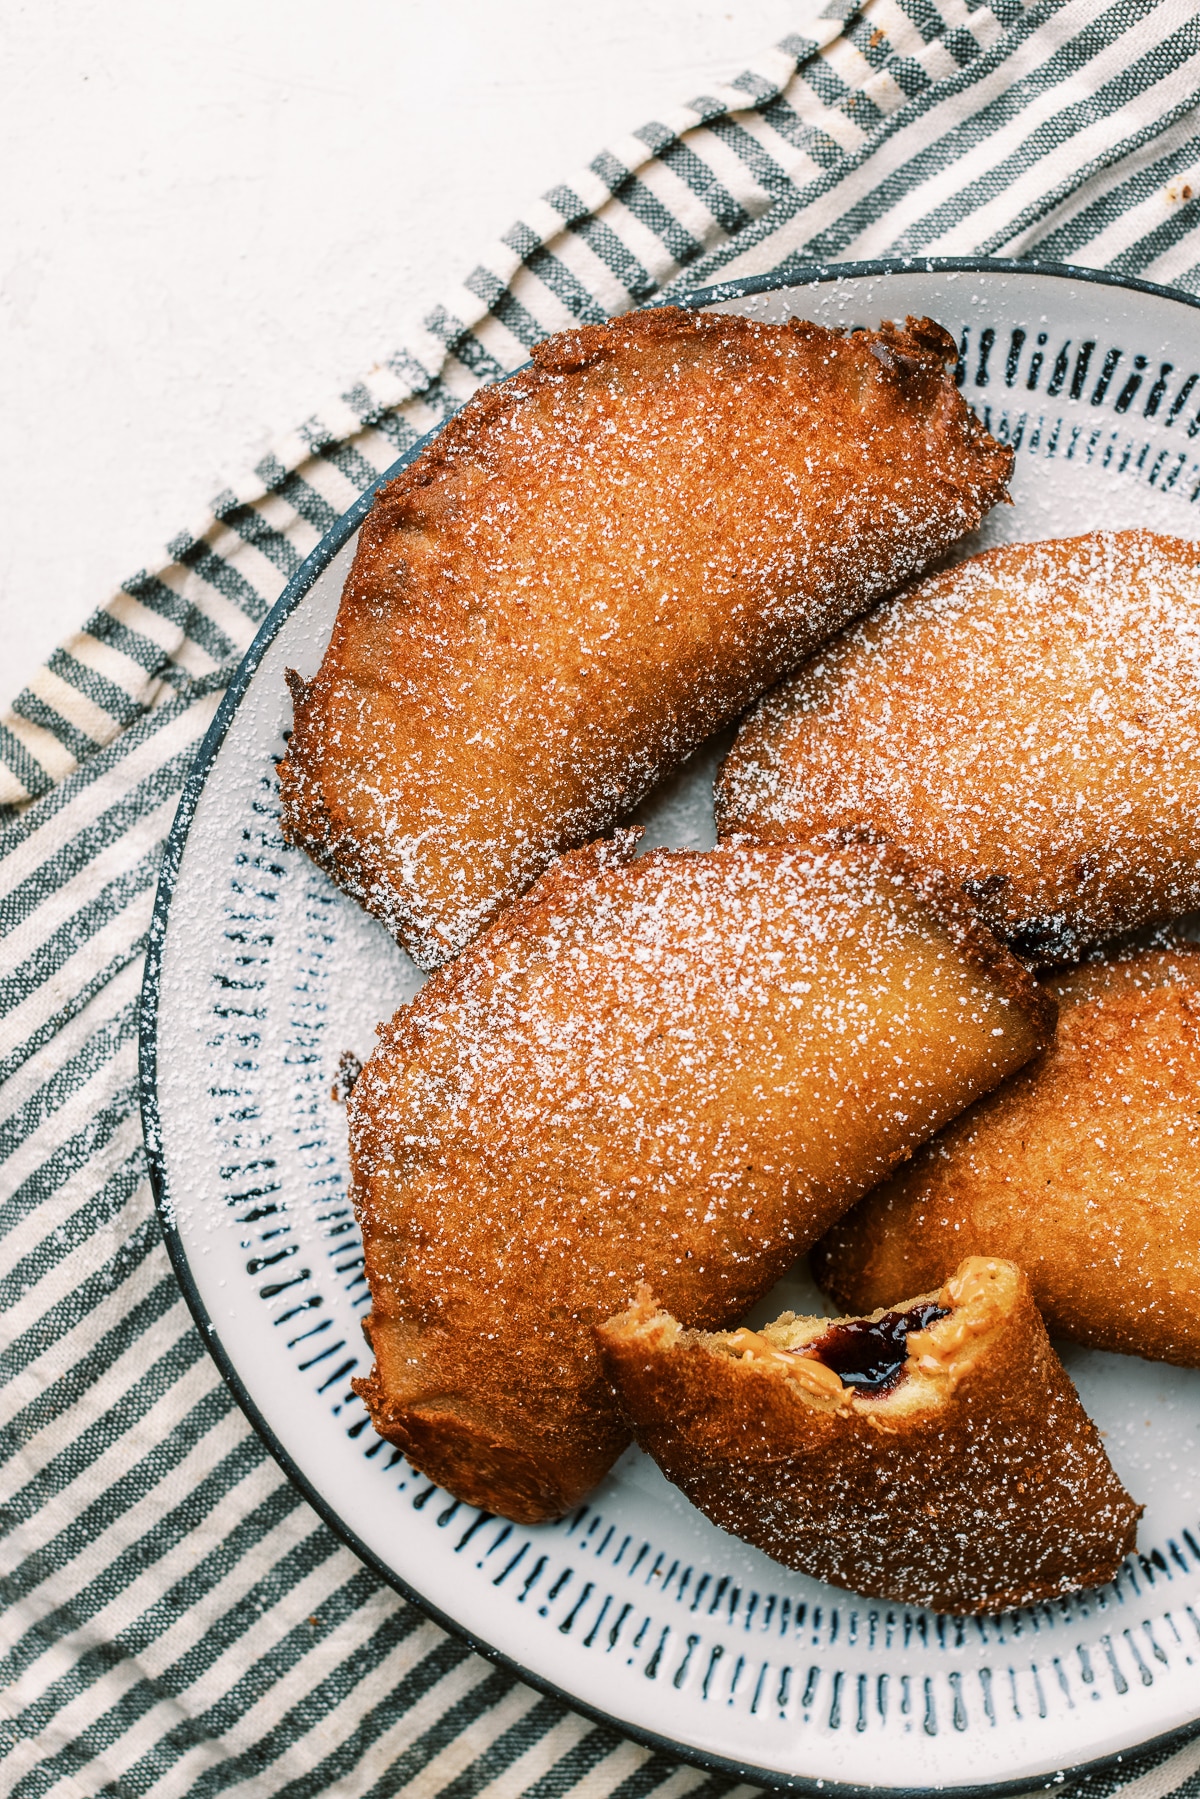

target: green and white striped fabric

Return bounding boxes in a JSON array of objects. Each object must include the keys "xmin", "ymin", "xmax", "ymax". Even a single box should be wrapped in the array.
[{"xmin": 5, "ymin": 3, "xmax": 1200, "ymax": 1794}]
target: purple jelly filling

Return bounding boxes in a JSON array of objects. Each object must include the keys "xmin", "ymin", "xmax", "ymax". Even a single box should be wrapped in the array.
[{"xmin": 800, "ymin": 1302, "xmax": 950, "ymax": 1395}]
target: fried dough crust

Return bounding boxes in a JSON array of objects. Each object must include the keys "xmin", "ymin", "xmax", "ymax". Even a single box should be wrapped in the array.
[
  {"xmin": 814, "ymin": 943, "xmax": 1200, "ymax": 1364},
  {"xmin": 348, "ymin": 836, "xmax": 1052, "ymax": 1523},
  {"xmin": 598, "ymin": 1259, "xmax": 1139, "ymax": 1613},
  {"xmin": 717, "ymin": 531, "xmax": 1200, "ymax": 963},
  {"xmin": 278, "ymin": 307, "xmax": 1011, "ymax": 969}
]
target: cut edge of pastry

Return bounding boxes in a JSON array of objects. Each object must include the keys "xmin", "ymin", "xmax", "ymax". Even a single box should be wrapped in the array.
[{"xmin": 604, "ymin": 1256, "xmax": 1020, "ymax": 1421}]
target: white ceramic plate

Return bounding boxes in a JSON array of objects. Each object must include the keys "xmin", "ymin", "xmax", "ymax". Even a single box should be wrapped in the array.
[{"xmin": 142, "ymin": 260, "xmax": 1200, "ymax": 1795}]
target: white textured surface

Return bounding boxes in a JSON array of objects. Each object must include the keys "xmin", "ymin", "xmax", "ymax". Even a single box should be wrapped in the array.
[{"xmin": 0, "ymin": 0, "xmax": 806, "ymax": 709}]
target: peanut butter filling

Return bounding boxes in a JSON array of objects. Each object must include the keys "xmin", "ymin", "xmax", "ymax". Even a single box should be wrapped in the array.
[
  {"xmin": 723, "ymin": 1327, "xmax": 847, "ymax": 1399},
  {"xmin": 723, "ymin": 1257, "xmax": 1012, "ymax": 1400},
  {"xmin": 911, "ymin": 1257, "xmax": 1011, "ymax": 1376}
]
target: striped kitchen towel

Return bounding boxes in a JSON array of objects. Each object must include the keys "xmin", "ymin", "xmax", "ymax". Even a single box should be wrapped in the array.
[{"xmin": 5, "ymin": 2, "xmax": 1200, "ymax": 1795}]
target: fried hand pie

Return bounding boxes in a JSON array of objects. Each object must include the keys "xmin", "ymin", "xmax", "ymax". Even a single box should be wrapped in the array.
[
  {"xmin": 597, "ymin": 1259, "xmax": 1140, "ymax": 1614},
  {"xmin": 279, "ymin": 306, "xmax": 1011, "ymax": 969},
  {"xmin": 717, "ymin": 531, "xmax": 1200, "ymax": 963},
  {"xmin": 349, "ymin": 834, "xmax": 1052, "ymax": 1523},
  {"xmin": 814, "ymin": 943, "xmax": 1200, "ymax": 1365}
]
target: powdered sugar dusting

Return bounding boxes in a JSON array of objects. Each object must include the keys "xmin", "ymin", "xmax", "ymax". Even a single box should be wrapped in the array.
[
  {"xmin": 278, "ymin": 308, "xmax": 1011, "ymax": 969},
  {"xmin": 816, "ymin": 941, "xmax": 1200, "ymax": 1368},
  {"xmin": 600, "ymin": 1265, "xmax": 1140, "ymax": 1615},
  {"xmin": 718, "ymin": 530, "xmax": 1200, "ymax": 963},
  {"xmin": 348, "ymin": 836, "xmax": 1046, "ymax": 1520}
]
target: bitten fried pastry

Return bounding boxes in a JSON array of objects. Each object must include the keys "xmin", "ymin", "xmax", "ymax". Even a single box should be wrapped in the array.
[
  {"xmin": 349, "ymin": 833, "xmax": 1052, "ymax": 1524},
  {"xmin": 717, "ymin": 531, "xmax": 1200, "ymax": 963},
  {"xmin": 279, "ymin": 306, "xmax": 1011, "ymax": 969},
  {"xmin": 814, "ymin": 943, "xmax": 1200, "ymax": 1364},
  {"xmin": 597, "ymin": 1259, "xmax": 1140, "ymax": 1613}
]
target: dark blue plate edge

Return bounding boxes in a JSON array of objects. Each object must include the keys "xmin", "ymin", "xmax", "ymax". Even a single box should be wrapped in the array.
[
  {"xmin": 663, "ymin": 250, "xmax": 1200, "ymax": 318},
  {"xmin": 138, "ymin": 255, "xmax": 1200, "ymax": 1799}
]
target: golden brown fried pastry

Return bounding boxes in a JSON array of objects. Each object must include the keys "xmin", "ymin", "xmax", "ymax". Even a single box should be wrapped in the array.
[
  {"xmin": 279, "ymin": 306, "xmax": 1011, "ymax": 969},
  {"xmin": 814, "ymin": 942, "xmax": 1200, "ymax": 1364},
  {"xmin": 717, "ymin": 531, "xmax": 1200, "ymax": 963},
  {"xmin": 349, "ymin": 835, "xmax": 1052, "ymax": 1523},
  {"xmin": 598, "ymin": 1258, "xmax": 1139, "ymax": 1613}
]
